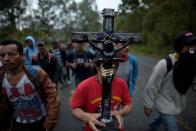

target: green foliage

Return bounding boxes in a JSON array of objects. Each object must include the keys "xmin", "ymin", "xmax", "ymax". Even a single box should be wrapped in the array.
[
  {"xmin": 115, "ymin": 7, "xmax": 145, "ymax": 32},
  {"xmin": 1, "ymin": 0, "xmax": 195, "ymax": 58},
  {"xmin": 0, "ymin": 27, "xmax": 52, "ymax": 47},
  {"xmin": 115, "ymin": 0, "xmax": 196, "ymax": 57},
  {"xmin": 0, "ymin": 0, "xmax": 27, "ymax": 30},
  {"xmin": 119, "ymin": 0, "xmax": 140, "ymax": 13},
  {"xmin": 0, "ymin": 0, "xmax": 101, "ymax": 45},
  {"xmin": 75, "ymin": 0, "xmax": 101, "ymax": 32},
  {"xmin": 143, "ymin": 0, "xmax": 196, "ymax": 51}
]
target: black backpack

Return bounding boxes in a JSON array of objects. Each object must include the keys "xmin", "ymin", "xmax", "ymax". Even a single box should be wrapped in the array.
[{"xmin": 165, "ymin": 56, "xmax": 173, "ymax": 76}]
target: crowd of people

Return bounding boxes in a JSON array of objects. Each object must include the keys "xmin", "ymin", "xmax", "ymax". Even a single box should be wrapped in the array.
[{"xmin": 0, "ymin": 31, "xmax": 196, "ymax": 131}]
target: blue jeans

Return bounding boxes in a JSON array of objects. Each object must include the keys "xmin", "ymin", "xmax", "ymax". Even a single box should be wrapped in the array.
[{"xmin": 149, "ymin": 112, "xmax": 179, "ymax": 131}]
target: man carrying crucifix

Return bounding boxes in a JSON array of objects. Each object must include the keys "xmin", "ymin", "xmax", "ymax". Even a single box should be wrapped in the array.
[
  {"xmin": 70, "ymin": 8, "xmax": 141, "ymax": 131},
  {"xmin": 69, "ymin": 53, "xmax": 132, "ymax": 131}
]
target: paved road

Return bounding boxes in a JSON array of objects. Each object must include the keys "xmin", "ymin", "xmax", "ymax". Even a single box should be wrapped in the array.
[{"xmin": 54, "ymin": 54, "xmax": 196, "ymax": 131}]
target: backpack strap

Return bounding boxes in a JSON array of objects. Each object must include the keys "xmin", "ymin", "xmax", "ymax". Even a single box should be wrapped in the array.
[
  {"xmin": 24, "ymin": 65, "xmax": 46, "ymax": 103},
  {"xmin": 24, "ymin": 65, "xmax": 39, "ymax": 78},
  {"xmin": 165, "ymin": 56, "xmax": 173, "ymax": 76},
  {"xmin": 24, "ymin": 65, "xmax": 40, "ymax": 94}
]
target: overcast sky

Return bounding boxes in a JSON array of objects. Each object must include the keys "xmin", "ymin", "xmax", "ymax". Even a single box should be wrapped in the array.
[
  {"xmin": 74, "ymin": 0, "xmax": 122, "ymax": 11},
  {"xmin": 95, "ymin": 0, "xmax": 122, "ymax": 11},
  {"xmin": 30, "ymin": 0, "xmax": 122, "ymax": 11}
]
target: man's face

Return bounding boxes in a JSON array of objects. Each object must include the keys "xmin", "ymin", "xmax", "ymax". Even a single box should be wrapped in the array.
[
  {"xmin": 26, "ymin": 39, "xmax": 33, "ymax": 47},
  {"xmin": 115, "ymin": 43, "xmax": 130, "ymax": 55},
  {"xmin": 181, "ymin": 44, "xmax": 196, "ymax": 54},
  {"xmin": 37, "ymin": 44, "xmax": 46, "ymax": 54},
  {"xmin": 75, "ymin": 43, "xmax": 84, "ymax": 52},
  {"xmin": 0, "ymin": 44, "xmax": 23, "ymax": 70}
]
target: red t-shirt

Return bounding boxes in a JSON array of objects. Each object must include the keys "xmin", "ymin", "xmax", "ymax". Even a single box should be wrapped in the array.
[{"xmin": 70, "ymin": 76, "xmax": 132, "ymax": 131}]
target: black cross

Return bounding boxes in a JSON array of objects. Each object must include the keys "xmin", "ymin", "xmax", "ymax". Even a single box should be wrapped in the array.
[
  {"xmin": 71, "ymin": 8, "xmax": 142, "ymax": 130},
  {"xmin": 72, "ymin": 8, "xmax": 142, "ymax": 43}
]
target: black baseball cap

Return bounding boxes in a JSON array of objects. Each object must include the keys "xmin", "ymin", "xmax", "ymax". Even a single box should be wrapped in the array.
[
  {"xmin": 174, "ymin": 31, "xmax": 196, "ymax": 53},
  {"xmin": 37, "ymin": 41, "xmax": 45, "ymax": 46}
]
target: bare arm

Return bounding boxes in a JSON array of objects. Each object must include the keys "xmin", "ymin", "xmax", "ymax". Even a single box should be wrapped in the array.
[
  {"xmin": 111, "ymin": 104, "xmax": 132, "ymax": 128},
  {"xmin": 67, "ymin": 62, "xmax": 77, "ymax": 69},
  {"xmin": 118, "ymin": 104, "xmax": 132, "ymax": 117}
]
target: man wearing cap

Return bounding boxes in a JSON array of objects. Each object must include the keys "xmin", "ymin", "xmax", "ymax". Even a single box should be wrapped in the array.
[
  {"xmin": 115, "ymin": 42, "xmax": 138, "ymax": 97},
  {"xmin": 51, "ymin": 41, "xmax": 66, "ymax": 88},
  {"xmin": 32, "ymin": 41, "xmax": 57, "ymax": 82},
  {"xmin": 67, "ymin": 42, "xmax": 95, "ymax": 87},
  {"xmin": 143, "ymin": 31, "xmax": 196, "ymax": 131}
]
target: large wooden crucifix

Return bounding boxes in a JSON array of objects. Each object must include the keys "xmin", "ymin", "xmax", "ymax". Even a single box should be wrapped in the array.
[
  {"xmin": 72, "ymin": 8, "xmax": 142, "ymax": 43},
  {"xmin": 72, "ymin": 8, "xmax": 142, "ymax": 131}
]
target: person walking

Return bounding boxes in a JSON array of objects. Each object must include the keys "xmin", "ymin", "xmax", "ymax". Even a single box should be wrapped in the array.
[
  {"xmin": 143, "ymin": 31, "xmax": 196, "ymax": 131},
  {"xmin": 32, "ymin": 40, "xmax": 57, "ymax": 82},
  {"xmin": 70, "ymin": 54, "xmax": 132, "ymax": 131},
  {"xmin": 115, "ymin": 42, "xmax": 138, "ymax": 96},
  {"xmin": 0, "ymin": 40, "xmax": 60, "ymax": 131},
  {"xmin": 23, "ymin": 36, "xmax": 38, "ymax": 65}
]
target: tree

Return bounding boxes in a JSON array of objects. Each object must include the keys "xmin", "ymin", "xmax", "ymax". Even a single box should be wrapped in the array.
[
  {"xmin": 74, "ymin": 0, "xmax": 101, "ymax": 32},
  {"xmin": 142, "ymin": 0, "xmax": 196, "ymax": 48},
  {"xmin": 0, "ymin": 0, "xmax": 102, "ymax": 43},
  {"xmin": 116, "ymin": 0, "xmax": 145, "ymax": 32},
  {"xmin": 32, "ymin": 0, "xmax": 57, "ymax": 30},
  {"xmin": 0, "ymin": 0, "xmax": 27, "ymax": 30},
  {"xmin": 116, "ymin": 0, "xmax": 196, "ymax": 55},
  {"xmin": 118, "ymin": 0, "xmax": 140, "ymax": 14}
]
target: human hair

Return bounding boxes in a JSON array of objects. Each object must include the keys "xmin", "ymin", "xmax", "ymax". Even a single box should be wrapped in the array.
[
  {"xmin": 95, "ymin": 60, "xmax": 102, "ymax": 67},
  {"xmin": 0, "ymin": 40, "xmax": 23, "ymax": 54}
]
